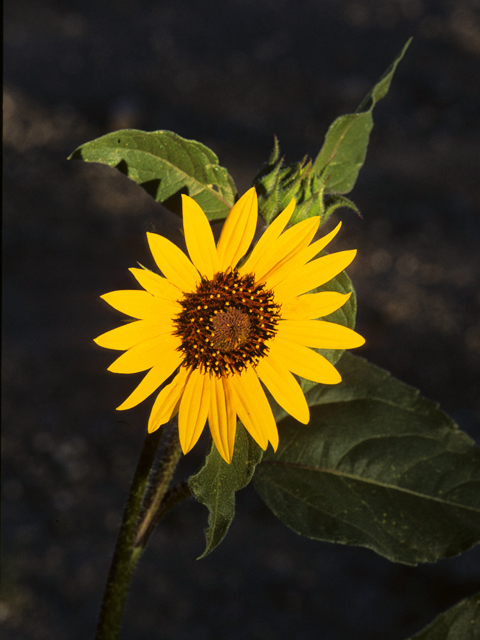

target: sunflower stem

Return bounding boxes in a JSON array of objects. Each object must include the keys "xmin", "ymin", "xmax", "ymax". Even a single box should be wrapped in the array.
[
  {"xmin": 159, "ymin": 480, "xmax": 191, "ymax": 519},
  {"xmin": 134, "ymin": 422, "xmax": 185, "ymax": 550},
  {"xmin": 94, "ymin": 428, "xmax": 163, "ymax": 640}
]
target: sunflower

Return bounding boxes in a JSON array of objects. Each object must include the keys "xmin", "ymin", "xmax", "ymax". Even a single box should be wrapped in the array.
[{"xmin": 94, "ymin": 188, "xmax": 364, "ymax": 462}]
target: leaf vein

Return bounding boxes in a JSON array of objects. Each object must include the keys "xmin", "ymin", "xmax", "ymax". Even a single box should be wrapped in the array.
[{"xmin": 259, "ymin": 461, "xmax": 480, "ymax": 512}]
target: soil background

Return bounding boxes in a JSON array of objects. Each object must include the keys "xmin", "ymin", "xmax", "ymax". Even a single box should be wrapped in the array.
[{"xmin": 3, "ymin": 1, "xmax": 480, "ymax": 639}]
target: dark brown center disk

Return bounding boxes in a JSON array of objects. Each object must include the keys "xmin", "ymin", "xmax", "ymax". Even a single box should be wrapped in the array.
[
  {"xmin": 173, "ymin": 270, "xmax": 281, "ymax": 377},
  {"xmin": 211, "ymin": 308, "xmax": 251, "ymax": 352}
]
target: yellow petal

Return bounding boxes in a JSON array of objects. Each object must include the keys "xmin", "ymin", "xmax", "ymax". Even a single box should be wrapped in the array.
[
  {"xmin": 277, "ymin": 319, "xmax": 365, "ymax": 349},
  {"xmin": 264, "ymin": 222, "xmax": 341, "ymax": 289},
  {"xmin": 256, "ymin": 354, "xmax": 309, "ymax": 424},
  {"xmin": 181, "ymin": 195, "xmax": 219, "ymax": 279},
  {"xmin": 281, "ymin": 291, "xmax": 352, "ymax": 320},
  {"xmin": 178, "ymin": 368, "xmax": 210, "ymax": 455},
  {"xmin": 223, "ymin": 377, "xmax": 238, "ymax": 458},
  {"xmin": 256, "ymin": 216, "xmax": 320, "ymax": 285},
  {"xmin": 148, "ymin": 367, "xmax": 189, "ymax": 433},
  {"xmin": 239, "ymin": 199, "xmax": 295, "ymax": 275},
  {"xmin": 274, "ymin": 250, "xmax": 357, "ymax": 303},
  {"xmin": 117, "ymin": 361, "xmax": 180, "ymax": 411},
  {"xmin": 101, "ymin": 290, "xmax": 171, "ymax": 320},
  {"xmin": 108, "ymin": 333, "xmax": 181, "ymax": 373},
  {"xmin": 217, "ymin": 187, "xmax": 258, "ymax": 270},
  {"xmin": 129, "ymin": 268, "xmax": 182, "ymax": 303},
  {"xmin": 268, "ymin": 336, "xmax": 342, "ymax": 385},
  {"xmin": 305, "ymin": 221, "xmax": 342, "ymax": 257},
  {"xmin": 228, "ymin": 366, "xmax": 278, "ymax": 451},
  {"xmin": 147, "ymin": 232, "xmax": 200, "ymax": 293},
  {"xmin": 226, "ymin": 375, "xmax": 266, "ymax": 450},
  {"xmin": 290, "ymin": 221, "xmax": 342, "ymax": 268},
  {"xmin": 94, "ymin": 320, "xmax": 168, "ymax": 350},
  {"xmin": 208, "ymin": 374, "xmax": 236, "ymax": 463}
]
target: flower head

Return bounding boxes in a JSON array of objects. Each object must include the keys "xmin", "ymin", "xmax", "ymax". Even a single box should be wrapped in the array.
[{"xmin": 94, "ymin": 188, "xmax": 364, "ymax": 462}]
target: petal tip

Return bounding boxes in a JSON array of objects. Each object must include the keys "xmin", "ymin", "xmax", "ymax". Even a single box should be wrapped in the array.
[
  {"xmin": 242, "ymin": 186, "xmax": 258, "ymax": 209},
  {"xmin": 180, "ymin": 437, "xmax": 192, "ymax": 455},
  {"xmin": 148, "ymin": 422, "xmax": 159, "ymax": 434},
  {"xmin": 332, "ymin": 371, "xmax": 342, "ymax": 384},
  {"xmin": 222, "ymin": 450, "xmax": 233, "ymax": 464},
  {"xmin": 355, "ymin": 335, "xmax": 366, "ymax": 348},
  {"xmin": 269, "ymin": 439, "xmax": 278, "ymax": 453},
  {"xmin": 146, "ymin": 231, "xmax": 161, "ymax": 247},
  {"xmin": 297, "ymin": 407, "xmax": 310, "ymax": 424}
]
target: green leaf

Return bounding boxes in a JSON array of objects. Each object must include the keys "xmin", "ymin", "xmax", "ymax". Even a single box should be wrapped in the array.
[
  {"xmin": 69, "ymin": 129, "xmax": 237, "ymax": 221},
  {"xmin": 323, "ymin": 195, "xmax": 361, "ymax": 224},
  {"xmin": 188, "ymin": 425, "xmax": 263, "ymax": 558},
  {"xmin": 313, "ymin": 39, "xmax": 411, "ymax": 194},
  {"xmin": 254, "ymin": 353, "xmax": 480, "ymax": 565},
  {"xmin": 407, "ymin": 592, "xmax": 480, "ymax": 640}
]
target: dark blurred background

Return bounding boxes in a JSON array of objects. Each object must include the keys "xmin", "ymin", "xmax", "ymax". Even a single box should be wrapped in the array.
[{"xmin": 3, "ymin": 1, "xmax": 480, "ymax": 639}]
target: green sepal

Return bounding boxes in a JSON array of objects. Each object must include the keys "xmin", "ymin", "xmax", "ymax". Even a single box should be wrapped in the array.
[
  {"xmin": 253, "ymin": 137, "xmax": 329, "ymax": 225},
  {"xmin": 69, "ymin": 129, "xmax": 237, "ymax": 221},
  {"xmin": 407, "ymin": 592, "xmax": 480, "ymax": 640},
  {"xmin": 254, "ymin": 353, "xmax": 480, "ymax": 565},
  {"xmin": 323, "ymin": 195, "xmax": 361, "ymax": 224},
  {"xmin": 188, "ymin": 424, "xmax": 263, "ymax": 558},
  {"xmin": 313, "ymin": 39, "xmax": 412, "ymax": 194}
]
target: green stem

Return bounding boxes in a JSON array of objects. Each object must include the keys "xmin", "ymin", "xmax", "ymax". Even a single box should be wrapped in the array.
[
  {"xmin": 94, "ymin": 429, "xmax": 162, "ymax": 640},
  {"xmin": 135, "ymin": 481, "xmax": 191, "ymax": 549},
  {"xmin": 94, "ymin": 421, "xmax": 187, "ymax": 640},
  {"xmin": 135, "ymin": 423, "xmax": 184, "ymax": 549}
]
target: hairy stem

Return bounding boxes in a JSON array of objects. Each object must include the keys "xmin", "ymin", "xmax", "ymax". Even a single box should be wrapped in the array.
[
  {"xmin": 94, "ymin": 420, "xmax": 187, "ymax": 640},
  {"xmin": 135, "ymin": 480, "xmax": 191, "ymax": 549},
  {"xmin": 94, "ymin": 428, "xmax": 162, "ymax": 640},
  {"xmin": 135, "ymin": 422, "xmax": 185, "ymax": 549}
]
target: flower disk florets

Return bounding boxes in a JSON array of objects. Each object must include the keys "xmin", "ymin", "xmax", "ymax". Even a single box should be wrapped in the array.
[{"xmin": 173, "ymin": 270, "xmax": 281, "ymax": 377}]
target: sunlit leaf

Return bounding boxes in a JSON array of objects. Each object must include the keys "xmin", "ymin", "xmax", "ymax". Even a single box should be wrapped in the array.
[
  {"xmin": 70, "ymin": 129, "xmax": 237, "ymax": 221},
  {"xmin": 313, "ymin": 39, "xmax": 411, "ymax": 194}
]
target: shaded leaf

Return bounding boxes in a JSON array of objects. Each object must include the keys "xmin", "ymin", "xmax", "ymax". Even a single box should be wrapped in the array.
[
  {"xmin": 254, "ymin": 353, "xmax": 480, "ymax": 565},
  {"xmin": 313, "ymin": 39, "xmax": 411, "ymax": 194},
  {"xmin": 69, "ymin": 129, "xmax": 237, "ymax": 221},
  {"xmin": 188, "ymin": 425, "xmax": 263, "ymax": 557},
  {"xmin": 407, "ymin": 592, "xmax": 480, "ymax": 640}
]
